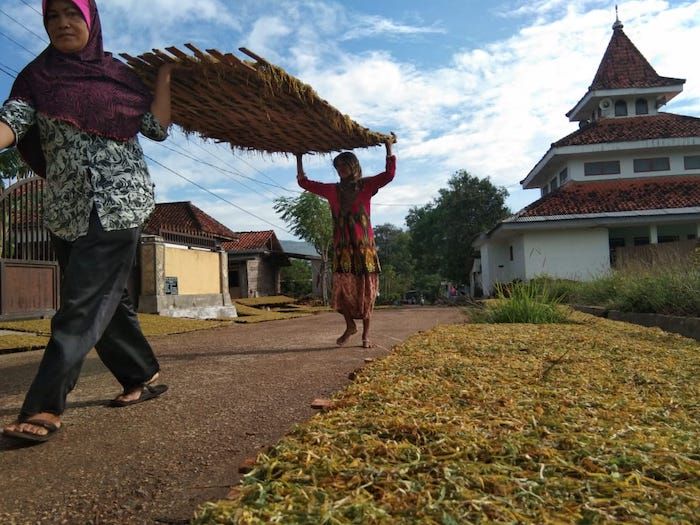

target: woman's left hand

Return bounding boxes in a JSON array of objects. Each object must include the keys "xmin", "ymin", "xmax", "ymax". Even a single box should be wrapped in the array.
[{"xmin": 151, "ymin": 62, "xmax": 176, "ymax": 128}]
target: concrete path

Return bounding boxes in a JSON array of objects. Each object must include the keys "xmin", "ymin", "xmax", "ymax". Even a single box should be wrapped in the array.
[{"xmin": 0, "ymin": 307, "xmax": 466, "ymax": 524}]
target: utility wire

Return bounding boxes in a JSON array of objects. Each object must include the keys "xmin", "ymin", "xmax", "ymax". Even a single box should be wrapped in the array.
[
  {"xmin": 188, "ymin": 139, "xmax": 292, "ymax": 197},
  {"xmin": 0, "ymin": 7, "xmax": 48, "ymax": 43},
  {"xmin": 144, "ymin": 153, "xmax": 291, "ymax": 235},
  {"xmin": 0, "ymin": 65, "xmax": 16, "ymax": 79},
  {"xmin": 17, "ymin": 0, "xmax": 42, "ymax": 16},
  {"xmin": 154, "ymin": 141, "xmax": 286, "ymax": 200},
  {"xmin": 0, "ymin": 59, "xmax": 19, "ymax": 75},
  {"xmin": 0, "ymin": 28, "xmax": 36, "ymax": 56}
]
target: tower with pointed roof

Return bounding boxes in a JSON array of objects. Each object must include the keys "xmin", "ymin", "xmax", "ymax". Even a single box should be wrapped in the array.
[{"xmin": 473, "ymin": 15, "xmax": 700, "ymax": 296}]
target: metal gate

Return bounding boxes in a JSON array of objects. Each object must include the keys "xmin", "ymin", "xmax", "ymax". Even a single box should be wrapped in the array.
[{"xmin": 0, "ymin": 176, "xmax": 59, "ymax": 320}]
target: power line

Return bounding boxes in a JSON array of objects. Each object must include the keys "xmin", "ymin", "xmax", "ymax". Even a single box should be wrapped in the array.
[
  {"xmin": 231, "ymin": 149, "xmax": 291, "ymax": 189},
  {"xmin": 144, "ymin": 153, "xmax": 292, "ymax": 235},
  {"xmin": 0, "ymin": 8, "xmax": 48, "ymax": 44},
  {"xmin": 0, "ymin": 28, "xmax": 36, "ymax": 56},
  {"xmin": 17, "ymin": 0, "xmax": 42, "ymax": 16},
  {"xmin": 188, "ymin": 139, "xmax": 293, "ymax": 197},
  {"xmin": 154, "ymin": 141, "xmax": 287, "ymax": 201},
  {"xmin": 0, "ymin": 59, "xmax": 19, "ymax": 75},
  {"xmin": 0, "ymin": 65, "xmax": 16, "ymax": 79}
]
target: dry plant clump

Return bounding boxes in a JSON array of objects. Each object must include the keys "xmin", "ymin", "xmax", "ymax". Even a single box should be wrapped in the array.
[{"xmin": 195, "ymin": 312, "xmax": 700, "ymax": 524}]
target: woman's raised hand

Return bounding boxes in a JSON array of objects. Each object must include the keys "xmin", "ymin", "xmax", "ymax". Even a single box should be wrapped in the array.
[
  {"xmin": 296, "ymin": 153, "xmax": 305, "ymax": 180},
  {"xmin": 385, "ymin": 132, "xmax": 396, "ymax": 156}
]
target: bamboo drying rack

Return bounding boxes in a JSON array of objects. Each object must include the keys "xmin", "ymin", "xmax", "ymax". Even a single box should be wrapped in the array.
[{"xmin": 120, "ymin": 44, "xmax": 391, "ymax": 154}]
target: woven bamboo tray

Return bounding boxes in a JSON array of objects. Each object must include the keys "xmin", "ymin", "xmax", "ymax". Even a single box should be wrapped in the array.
[{"xmin": 120, "ymin": 44, "xmax": 390, "ymax": 154}]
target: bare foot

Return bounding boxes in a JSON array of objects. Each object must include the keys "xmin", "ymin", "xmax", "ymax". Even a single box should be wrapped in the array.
[
  {"xmin": 362, "ymin": 339, "xmax": 374, "ymax": 348},
  {"xmin": 3, "ymin": 412, "xmax": 61, "ymax": 439},
  {"xmin": 112, "ymin": 372, "xmax": 160, "ymax": 404},
  {"xmin": 336, "ymin": 327, "xmax": 357, "ymax": 346}
]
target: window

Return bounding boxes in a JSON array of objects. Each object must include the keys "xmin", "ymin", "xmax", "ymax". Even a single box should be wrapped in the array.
[
  {"xmin": 634, "ymin": 237, "xmax": 649, "ymax": 246},
  {"xmin": 542, "ymin": 185, "xmax": 550, "ymax": 196},
  {"xmin": 509, "ymin": 246, "xmax": 514, "ymax": 261},
  {"xmin": 633, "ymin": 157, "xmax": 670, "ymax": 172},
  {"xmin": 584, "ymin": 160, "xmax": 620, "ymax": 176},
  {"xmin": 635, "ymin": 98, "xmax": 648, "ymax": 115},
  {"xmin": 559, "ymin": 168, "xmax": 568, "ymax": 184},
  {"xmin": 685, "ymin": 155, "xmax": 700, "ymax": 170},
  {"xmin": 614, "ymin": 100, "xmax": 628, "ymax": 116},
  {"xmin": 229, "ymin": 270, "xmax": 240, "ymax": 286},
  {"xmin": 658, "ymin": 235, "xmax": 680, "ymax": 244},
  {"xmin": 550, "ymin": 177, "xmax": 558, "ymax": 192},
  {"xmin": 688, "ymin": 234, "xmax": 697, "ymax": 240}
]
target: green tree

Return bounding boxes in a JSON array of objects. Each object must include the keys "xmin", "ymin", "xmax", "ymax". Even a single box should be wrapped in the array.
[
  {"xmin": 374, "ymin": 223, "xmax": 415, "ymax": 301},
  {"xmin": 274, "ymin": 192, "xmax": 333, "ymax": 304},
  {"xmin": 280, "ymin": 259, "xmax": 312, "ymax": 297},
  {"xmin": 0, "ymin": 149, "xmax": 32, "ymax": 190},
  {"xmin": 407, "ymin": 170, "xmax": 510, "ymax": 286}
]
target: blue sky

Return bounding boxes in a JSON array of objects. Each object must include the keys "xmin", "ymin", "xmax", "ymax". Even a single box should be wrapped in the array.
[{"xmin": 0, "ymin": 0, "xmax": 699, "ymax": 240}]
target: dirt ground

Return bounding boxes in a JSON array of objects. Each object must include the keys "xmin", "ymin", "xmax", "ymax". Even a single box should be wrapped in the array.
[{"xmin": 0, "ymin": 306, "xmax": 466, "ymax": 524}]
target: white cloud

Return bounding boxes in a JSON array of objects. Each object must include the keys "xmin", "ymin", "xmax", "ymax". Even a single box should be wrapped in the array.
[
  {"xmin": 244, "ymin": 17, "xmax": 293, "ymax": 62},
  {"xmin": 341, "ymin": 15, "xmax": 445, "ymax": 40}
]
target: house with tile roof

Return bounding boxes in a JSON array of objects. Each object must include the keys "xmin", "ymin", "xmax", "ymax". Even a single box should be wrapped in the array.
[
  {"xmin": 138, "ymin": 201, "xmax": 238, "ymax": 318},
  {"xmin": 221, "ymin": 230, "xmax": 290, "ymax": 298},
  {"xmin": 141, "ymin": 203, "xmax": 293, "ymax": 303},
  {"xmin": 473, "ymin": 16, "xmax": 700, "ymax": 296}
]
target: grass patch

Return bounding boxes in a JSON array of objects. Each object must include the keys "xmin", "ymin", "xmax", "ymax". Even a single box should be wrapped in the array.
[
  {"xmin": 473, "ymin": 280, "xmax": 568, "ymax": 324},
  {"xmin": 194, "ymin": 313, "xmax": 700, "ymax": 524},
  {"xmin": 533, "ymin": 265, "xmax": 700, "ymax": 317},
  {"xmin": 0, "ymin": 314, "xmax": 231, "ymax": 341},
  {"xmin": 0, "ymin": 334, "xmax": 49, "ymax": 353},
  {"xmin": 235, "ymin": 295, "xmax": 296, "ymax": 307}
]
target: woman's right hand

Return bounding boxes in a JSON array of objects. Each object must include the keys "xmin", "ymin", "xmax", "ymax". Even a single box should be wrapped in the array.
[
  {"xmin": 296, "ymin": 153, "xmax": 305, "ymax": 180},
  {"xmin": 385, "ymin": 132, "xmax": 396, "ymax": 156}
]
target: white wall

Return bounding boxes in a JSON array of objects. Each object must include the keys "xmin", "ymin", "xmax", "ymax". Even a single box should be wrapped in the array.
[
  {"xmin": 523, "ymin": 229, "xmax": 610, "ymax": 281},
  {"xmin": 479, "ymin": 235, "xmax": 527, "ymax": 296}
]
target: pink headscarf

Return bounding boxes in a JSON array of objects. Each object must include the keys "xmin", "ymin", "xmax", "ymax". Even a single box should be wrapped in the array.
[{"xmin": 42, "ymin": 0, "xmax": 92, "ymax": 30}]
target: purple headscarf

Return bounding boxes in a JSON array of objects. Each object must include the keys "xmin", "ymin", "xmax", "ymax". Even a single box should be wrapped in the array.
[{"xmin": 8, "ymin": 0, "xmax": 152, "ymax": 177}]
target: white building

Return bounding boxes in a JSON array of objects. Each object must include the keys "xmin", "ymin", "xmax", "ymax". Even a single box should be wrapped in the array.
[{"xmin": 473, "ymin": 16, "xmax": 700, "ymax": 296}]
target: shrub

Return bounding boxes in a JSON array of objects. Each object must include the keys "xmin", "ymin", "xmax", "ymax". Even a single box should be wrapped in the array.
[{"xmin": 474, "ymin": 280, "xmax": 568, "ymax": 324}]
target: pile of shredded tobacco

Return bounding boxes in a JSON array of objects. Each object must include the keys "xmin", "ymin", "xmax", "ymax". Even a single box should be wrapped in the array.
[{"xmin": 194, "ymin": 312, "xmax": 700, "ymax": 524}]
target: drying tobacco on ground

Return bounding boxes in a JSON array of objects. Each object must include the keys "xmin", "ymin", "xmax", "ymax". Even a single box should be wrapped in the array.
[{"xmin": 195, "ymin": 312, "xmax": 699, "ymax": 524}]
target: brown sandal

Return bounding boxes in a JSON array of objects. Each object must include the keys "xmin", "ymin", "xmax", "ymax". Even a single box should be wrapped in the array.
[{"xmin": 3, "ymin": 418, "xmax": 62, "ymax": 443}]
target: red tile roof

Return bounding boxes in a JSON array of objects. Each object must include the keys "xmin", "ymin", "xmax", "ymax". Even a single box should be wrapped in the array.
[
  {"xmin": 553, "ymin": 113, "xmax": 700, "ymax": 147},
  {"xmin": 221, "ymin": 230, "xmax": 275, "ymax": 252},
  {"xmin": 519, "ymin": 176, "xmax": 700, "ymax": 217},
  {"xmin": 143, "ymin": 202, "xmax": 237, "ymax": 240},
  {"xmin": 589, "ymin": 26, "xmax": 684, "ymax": 90}
]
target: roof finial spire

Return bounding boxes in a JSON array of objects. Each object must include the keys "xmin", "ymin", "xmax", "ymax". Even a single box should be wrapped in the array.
[{"xmin": 613, "ymin": 4, "xmax": 624, "ymax": 30}]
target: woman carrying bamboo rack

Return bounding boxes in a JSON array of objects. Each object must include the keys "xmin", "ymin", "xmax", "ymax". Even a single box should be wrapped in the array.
[{"xmin": 296, "ymin": 134, "xmax": 396, "ymax": 348}]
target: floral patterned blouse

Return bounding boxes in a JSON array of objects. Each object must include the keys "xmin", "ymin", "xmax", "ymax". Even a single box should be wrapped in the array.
[
  {"xmin": 299, "ymin": 155, "xmax": 396, "ymax": 275},
  {"xmin": 0, "ymin": 98, "xmax": 166, "ymax": 241}
]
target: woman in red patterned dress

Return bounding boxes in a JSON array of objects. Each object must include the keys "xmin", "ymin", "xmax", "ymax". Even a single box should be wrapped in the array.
[{"xmin": 296, "ymin": 135, "xmax": 396, "ymax": 348}]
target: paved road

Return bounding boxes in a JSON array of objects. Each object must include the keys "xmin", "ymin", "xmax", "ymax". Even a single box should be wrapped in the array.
[{"xmin": 0, "ymin": 307, "xmax": 466, "ymax": 524}]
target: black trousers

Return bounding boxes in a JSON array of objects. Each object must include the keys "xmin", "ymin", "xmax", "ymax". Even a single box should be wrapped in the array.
[{"xmin": 20, "ymin": 209, "xmax": 159, "ymax": 418}]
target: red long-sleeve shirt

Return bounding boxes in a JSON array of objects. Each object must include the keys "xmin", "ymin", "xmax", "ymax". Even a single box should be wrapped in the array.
[{"xmin": 298, "ymin": 155, "xmax": 396, "ymax": 274}]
